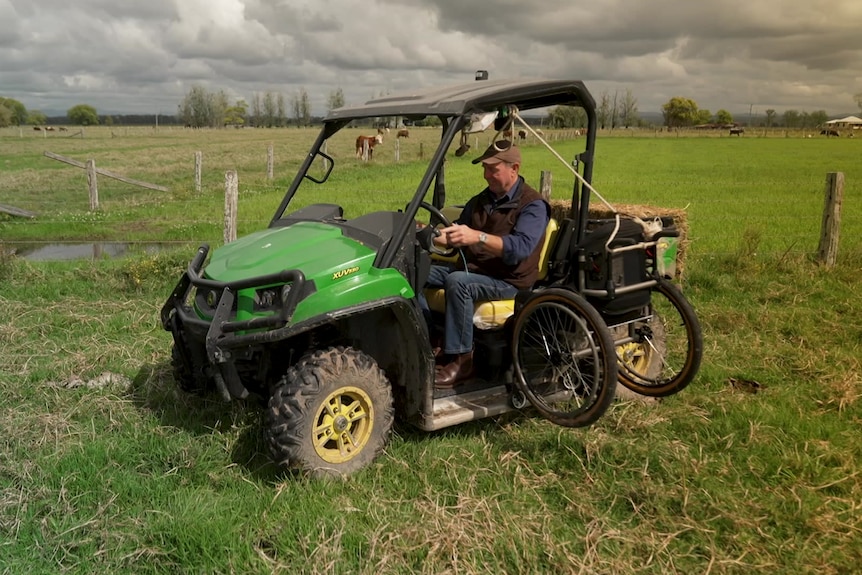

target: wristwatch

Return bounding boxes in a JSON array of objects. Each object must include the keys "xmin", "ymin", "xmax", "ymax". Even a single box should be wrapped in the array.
[{"xmin": 478, "ymin": 232, "xmax": 488, "ymax": 244}]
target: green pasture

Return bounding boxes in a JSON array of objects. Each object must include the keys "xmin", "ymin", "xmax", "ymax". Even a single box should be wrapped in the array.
[
  {"xmin": 2, "ymin": 125, "xmax": 860, "ymax": 258},
  {"xmin": 1, "ymin": 126, "xmax": 860, "ymax": 573}
]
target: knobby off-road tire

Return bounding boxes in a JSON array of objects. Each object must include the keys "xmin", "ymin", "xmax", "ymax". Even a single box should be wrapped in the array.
[
  {"xmin": 266, "ymin": 346, "xmax": 394, "ymax": 477},
  {"xmin": 616, "ymin": 277, "xmax": 703, "ymax": 397},
  {"xmin": 511, "ymin": 289, "xmax": 618, "ymax": 428}
]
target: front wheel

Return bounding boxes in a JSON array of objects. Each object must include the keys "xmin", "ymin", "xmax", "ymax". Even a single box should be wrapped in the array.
[
  {"xmin": 511, "ymin": 289, "xmax": 618, "ymax": 428},
  {"xmin": 615, "ymin": 278, "xmax": 703, "ymax": 397},
  {"xmin": 266, "ymin": 346, "xmax": 394, "ymax": 477}
]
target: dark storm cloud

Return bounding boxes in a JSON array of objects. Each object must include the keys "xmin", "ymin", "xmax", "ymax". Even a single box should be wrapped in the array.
[{"xmin": 1, "ymin": 0, "xmax": 860, "ymax": 117}]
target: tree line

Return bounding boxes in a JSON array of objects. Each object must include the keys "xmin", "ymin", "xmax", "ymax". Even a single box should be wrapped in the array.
[
  {"xmin": 3, "ymin": 88, "xmax": 861, "ymax": 129},
  {"xmin": 660, "ymin": 97, "xmax": 836, "ymax": 129}
]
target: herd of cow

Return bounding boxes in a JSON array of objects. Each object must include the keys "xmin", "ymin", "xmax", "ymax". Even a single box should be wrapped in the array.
[
  {"xmin": 354, "ymin": 125, "xmax": 543, "ymax": 161},
  {"xmin": 32, "ymin": 126, "xmax": 68, "ymax": 132}
]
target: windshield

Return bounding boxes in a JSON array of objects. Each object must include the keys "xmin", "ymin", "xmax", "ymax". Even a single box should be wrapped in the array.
[{"xmin": 272, "ymin": 111, "xmax": 589, "ymax": 229}]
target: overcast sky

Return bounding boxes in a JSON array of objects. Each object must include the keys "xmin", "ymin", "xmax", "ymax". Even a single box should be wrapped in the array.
[{"xmin": 2, "ymin": 0, "xmax": 861, "ymax": 119}]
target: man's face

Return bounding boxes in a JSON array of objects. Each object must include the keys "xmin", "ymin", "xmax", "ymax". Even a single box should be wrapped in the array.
[{"xmin": 482, "ymin": 161, "xmax": 519, "ymax": 195}]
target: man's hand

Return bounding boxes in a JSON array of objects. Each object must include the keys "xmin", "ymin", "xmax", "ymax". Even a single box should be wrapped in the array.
[
  {"xmin": 439, "ymin": 224, "xmax": 479, "ymax": 248},
  {"xmin": 440, "ymin": 224, "xmax": 502, "ymax": 256}
]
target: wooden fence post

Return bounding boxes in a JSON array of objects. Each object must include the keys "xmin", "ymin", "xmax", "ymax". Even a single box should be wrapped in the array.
[
  {"xmin": 224, "ymin": 170, "xmax": 238, "ymax": 244},
  {"xmin": 817, "ymin": 172, "xmax": 844, "ymax": 267},
  {"xmin": 394, "ymin": 139, "xmax": 400, "ymax": 162},
  {"xmin": 267, "ymin": 144, "xmax": 274, "ymax": 180},
  {"xmin": 194, "ymin": 151, "xmax": 202, "ymax": 194},
  {"xmin": 86, "ymin": 159, "xmax": 99, "ymax": 211},
  {"xmin": 539, "ymin": 170, "xmax": 552, "ymax": 201}
]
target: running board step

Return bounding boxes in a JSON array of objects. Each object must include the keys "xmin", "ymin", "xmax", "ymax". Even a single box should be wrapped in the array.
[{"xmin": 418, "ymin": 385, "xmax": 518, "ymax": 431}]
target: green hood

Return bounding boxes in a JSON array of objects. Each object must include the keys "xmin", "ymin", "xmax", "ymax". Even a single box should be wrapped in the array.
[
  {"xmin": 202, "ymin": 221, "xmax": 414, "ymax": 324},
  {"xmin": 205, "ymin": 221, "xmax": 376, "ymax": 285}
]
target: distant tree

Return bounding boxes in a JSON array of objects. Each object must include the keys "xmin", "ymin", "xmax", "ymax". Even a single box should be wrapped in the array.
[
  {"xmin": 855, "ymin": 92, "xmax": 862, "ymax": 112},
  {"xmin": 618, "ymin": 89, "xmax": 639, "ymax": 128},
  {"xmin": 276, "ymin": 93, "xmax": 286, "ymax": 127},
  {"xmin": 696, "ymin": 109, "xmax": 712, "ymax": 125},
  {"xmin": 224, "ymin": 99, "xmax": 248, "ymax": 126},
  {"xmin": 178, "ymin": 85, "xmax": 211, "ymax": 127},
  {"xmin": 597, "ymin": 91, "xmax": 612, "ymax": 129},
  {"xmin": 328, "ymin": 88, "xmax": 345, "ymax": 112},
  {"xmin": 262, "ymin": 92, "xmax": 276, "ymax": 127},
  {"xmin": 291, "ymin": 88, "xmax": 311, "ymax": 127},
  {"xmin": 250, "ymin": 93, "xmax": 262, "ymax": 127},
  {"xmin": 68, "ymin": 104, "xmax": 99, "ymax": 126},
  {"xmin": 783, "ymin": 109, "xmax": 800, "ymax": 128},
  {"xmin": 0, "ymin": 104, "xmax": 12, "ymax": 127},
  {"xmin": 662, "ymin": 97, "xmax": 699, "ymax": 128},
  {"xmin": 610, "ymin": 91, "xmax": 619, "ymax": 129},
  {"xmin": 546, "ymin": 105, "xmax": 586, "ymax": 129},
  {"xmin": 809, "ymin": 110, "xmax": 829, "ymax": 128},
  {"xmin": 0, "ymin": 97, "xmax": 28, "ymax": 125},
  {"xmin": 176, "ymin": 86, "xmax": 230, "ymax": 128},
  {"xmin": 212, "ymin": 90, "xmax": 229, "ymax": 127},
  {"xmin": 765, "ymin": 109, "xmax": 776, "ymax": 128},
  {"xmin": 103, "ymin": 115, "xmax": 114, "ymax": 126},
  {"xmin": 715, "ymin": 109, "xmax": 733, "ymax": 125},
  {"xmin": 27, "ymin": 110, "xmax": 47, "ymax": 126}
]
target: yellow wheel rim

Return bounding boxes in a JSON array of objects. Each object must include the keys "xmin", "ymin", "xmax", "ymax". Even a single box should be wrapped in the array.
[
  {"xmin": 617, "ymin": 341, "xmax": 651, "ymax": 375},
  {"xmin": 313, "ymin": 386, "xmax": 374, "ymax": 464}
]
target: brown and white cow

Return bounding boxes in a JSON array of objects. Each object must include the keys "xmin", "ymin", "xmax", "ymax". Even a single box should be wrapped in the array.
[{"xmin": 355, "ymin": 134, "xmax": 384, "ymax": 159}]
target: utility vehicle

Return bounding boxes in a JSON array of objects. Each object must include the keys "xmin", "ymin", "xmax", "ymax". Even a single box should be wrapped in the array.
[{"xmin": 162, "ymin": 78, "xmax": 703, "ymax": 477}]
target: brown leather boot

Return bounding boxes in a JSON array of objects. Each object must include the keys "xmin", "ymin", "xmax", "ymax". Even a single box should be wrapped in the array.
[{"xmin": 434, "ymin": 351, "xmax": 475, "ymax": 389}]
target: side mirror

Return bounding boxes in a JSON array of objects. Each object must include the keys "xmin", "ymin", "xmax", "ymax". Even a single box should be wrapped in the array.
[{"xmin": 465, "ymin": 112, "xmax": 497, "ymax": 134}]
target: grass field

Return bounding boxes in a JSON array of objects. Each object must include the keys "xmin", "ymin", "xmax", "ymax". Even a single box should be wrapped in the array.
[{"xmin": 1, "ymin": 126, "xmax": 860, "ymax": 574}]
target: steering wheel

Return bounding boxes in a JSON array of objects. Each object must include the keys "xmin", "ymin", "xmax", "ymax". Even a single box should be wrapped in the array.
[{"xmin": 417, "ymin": 201, "xmax": 458, "ymax": 258}]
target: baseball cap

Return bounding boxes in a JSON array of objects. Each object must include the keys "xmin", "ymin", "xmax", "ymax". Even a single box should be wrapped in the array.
[{"xmin": 471, "ymin": 140, "xmax": 522, "ymax": 165}]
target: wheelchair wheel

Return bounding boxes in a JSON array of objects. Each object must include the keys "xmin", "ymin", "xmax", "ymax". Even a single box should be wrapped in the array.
[
  {"xmin": 615, "ymin": 277, "xmax": 702, "ymax": 397},
  {"xmin": 511, "ymin": 289, "xmax": 617, "ymax": 428}
]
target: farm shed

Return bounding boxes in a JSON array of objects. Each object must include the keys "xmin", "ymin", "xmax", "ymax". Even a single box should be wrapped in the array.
[{"xmin": 824, "ymin": 115, "xmax": 862, "ymax": 129}]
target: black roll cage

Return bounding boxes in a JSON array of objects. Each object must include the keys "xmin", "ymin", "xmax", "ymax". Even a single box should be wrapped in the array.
[{"xmin": 269, "ymin": 78, "xmax": 598, "ymax": 272}]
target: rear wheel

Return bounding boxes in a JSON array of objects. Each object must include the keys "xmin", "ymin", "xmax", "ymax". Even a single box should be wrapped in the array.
[
  {"xmin": 615, "ymin": 278, "xmax": 702, "ymax": 397},
  {"xmin": 511, "ymin": 289, "xmax": 617, "ymax": 427},
  {"xmin": 266, "ymin": 346, "xmax": 394, "ymax": 477}
]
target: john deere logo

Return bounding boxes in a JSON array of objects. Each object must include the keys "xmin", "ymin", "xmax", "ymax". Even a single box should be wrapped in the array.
[{"xmin": 332, "ymin": 266, "xmax": 360, "ymax": 280}]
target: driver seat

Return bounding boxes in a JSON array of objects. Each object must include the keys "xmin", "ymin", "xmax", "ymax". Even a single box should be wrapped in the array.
[{"xmin": 423, "ymin": 217, "xmax": 559, "ymax": 329}]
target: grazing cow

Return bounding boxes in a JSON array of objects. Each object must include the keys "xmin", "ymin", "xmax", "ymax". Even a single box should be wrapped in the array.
[
  {"xmin": 517, "ymin": 129, "xmax": 527, "ymax": 140},
  {"xmin": 33, "ymin": 126, "xmax": 41, "ymax": 131},
  {"xmin": 820, "ymin": 129, "xmax": 840, "ymax": 137},
  {"xmin": 59, "ymin": 127, "xmax": 68, "ymax": 132},
  {"xmin": 355, "ymin": 134, "xmax": 384, "ymax": 159},
  {"xmin": 45, "ymin": 126, "xmax": 55, "ymax": 131},
  {"xmin": 397, "ymin": 129, "xmax": 409, "ymax": 138},
  {"xmin": 729, "ymin": 127, "xmax": 744, "ymax": 136},
  {"xmin": 502, "ymin": 129, "xmax": 513, "ymax": 139}
]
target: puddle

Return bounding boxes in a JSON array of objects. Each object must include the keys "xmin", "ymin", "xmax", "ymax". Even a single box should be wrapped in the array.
[{"xmin": 8, "ymin": 242, "xmax": 182, "ymax": 261}]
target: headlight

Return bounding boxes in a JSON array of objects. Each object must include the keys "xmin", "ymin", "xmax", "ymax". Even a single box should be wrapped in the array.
[
  {"xmin": 194, "ymin": 287, "xmax": 223, "ymax": 315},
  {"xmin": 254, "ymin": 285, "xmax": 288, "ymax": 312}
]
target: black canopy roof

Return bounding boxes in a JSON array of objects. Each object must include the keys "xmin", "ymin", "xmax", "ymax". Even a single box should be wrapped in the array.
[{"xmin": 324, "ymin": 78, "xmax": 595, "ymax": 121}]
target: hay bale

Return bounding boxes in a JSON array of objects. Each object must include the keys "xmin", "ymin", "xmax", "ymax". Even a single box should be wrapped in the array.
[{"xmin": 549, "ymin": 199, "xmax": 690, "ymax": 280}]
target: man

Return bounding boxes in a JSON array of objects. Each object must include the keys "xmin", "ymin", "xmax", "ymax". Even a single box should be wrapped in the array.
[{"xmin": 425, "ymin": 140, "xmax": 550, "ymax": 388}]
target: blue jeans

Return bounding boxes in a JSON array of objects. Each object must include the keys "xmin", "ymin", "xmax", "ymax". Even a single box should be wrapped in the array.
[{"xmin": 420, "ymin": 265, "xmax": 518, "ymax": 355}]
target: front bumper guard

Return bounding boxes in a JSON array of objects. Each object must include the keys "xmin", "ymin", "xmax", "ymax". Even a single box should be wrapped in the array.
[{"xmin": 160, "ymin": 244, "xmax": 315, "ymax": 366}]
